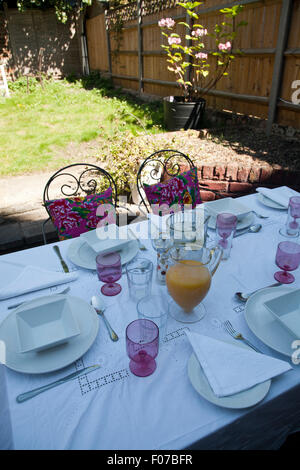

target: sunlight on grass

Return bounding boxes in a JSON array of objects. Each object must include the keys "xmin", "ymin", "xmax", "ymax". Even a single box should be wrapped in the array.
[{"xmin": 0, "ymin": 75, "xmax": 163, "ymax": 176}]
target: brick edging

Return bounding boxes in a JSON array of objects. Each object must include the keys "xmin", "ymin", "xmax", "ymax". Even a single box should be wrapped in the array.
[{"xmin": 194, "ymin": 164, "xmax": 300, "ymax": 201}]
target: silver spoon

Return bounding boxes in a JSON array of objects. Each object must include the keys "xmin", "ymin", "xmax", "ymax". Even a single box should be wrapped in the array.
[
  {"xmin": 235, "ymin": 282, "xmax": 282, "ymax": 302},
  {"xmin": 234, "ymin": 224, "xmax": 262, "ymax": 237},
  {"xmin": 91, "ymin": 295, "xmax": 119, "ymax": 342}
]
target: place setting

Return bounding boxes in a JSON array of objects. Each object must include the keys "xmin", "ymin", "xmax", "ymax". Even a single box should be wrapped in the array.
[{"xmin": 66, "ymin": 223, "xmax": 139, "ymax": 271}]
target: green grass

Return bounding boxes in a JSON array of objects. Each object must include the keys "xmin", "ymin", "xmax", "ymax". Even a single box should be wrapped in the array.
[{"xmin": 0, "ymin": 73, "xmax": 164, "ymax": 177}]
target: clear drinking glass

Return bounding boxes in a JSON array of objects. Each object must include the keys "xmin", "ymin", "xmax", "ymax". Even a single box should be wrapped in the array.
[
  {"xmin": 137, "ymin": 295, "xmax": 168, "ymax": 344},
  {"xmin": 126, "ymin": 319, "xmax": 159, "ymax": 377},
  {"xmin": 96, "ymin": 252, "xmax": 122, "ymax": 296},
  {"xmin": 216, "ymin": 213, "xmax": 237, "ymax": 260},
  {"xmin": 126, "ymin": 258, "xmax": 153, "ymax": 302},
  {"xmin": 274, "ymin": 241, "xmax": 300, "ymax": 284},
  {"xmin": 166, "ymin": 207, "xmax": 210, "ymax": 247},
  {"xmin": 279, "ymin": 197, "xmax": 300, "ymax": 238}
]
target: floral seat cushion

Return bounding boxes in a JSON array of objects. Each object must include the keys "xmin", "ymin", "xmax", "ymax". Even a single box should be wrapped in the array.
[
  {"xmin": 45, "ymin": 187, "xmax": 114, "ymax": 240},
  {"xmin": 143, "ymin": 167, "xmax": 202, "ymax": 214}
]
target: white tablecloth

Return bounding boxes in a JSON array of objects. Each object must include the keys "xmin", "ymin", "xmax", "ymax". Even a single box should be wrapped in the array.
[{"xmin": 1, "ymin": 188, "xmax": 300, "ymax": 450}]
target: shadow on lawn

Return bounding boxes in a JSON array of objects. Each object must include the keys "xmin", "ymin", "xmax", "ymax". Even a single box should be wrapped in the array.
[{"xmin": 66, "ymin": 72, "xmax": 165, "ymax": 132}]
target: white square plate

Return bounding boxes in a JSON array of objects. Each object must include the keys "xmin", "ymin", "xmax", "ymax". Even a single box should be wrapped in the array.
[
  {"xmin": 16, "ymin": 297, "xmax": 80, "ymax": 353},
  {"xmin": 263, "ymin": 289, "xmax": 300, "ymax": 339},
  {"xmin": 205, "ymin": 197, "xmax": 251, "ymax": 221},
  {"xmin": 80, "ymin": 225, "xmax": 130, "ymax": 254}
]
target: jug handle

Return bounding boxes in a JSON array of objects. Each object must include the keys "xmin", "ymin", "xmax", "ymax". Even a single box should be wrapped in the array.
[{"xmin": 209, "ymin": 245, "xmax": 223, "ymax": 276}]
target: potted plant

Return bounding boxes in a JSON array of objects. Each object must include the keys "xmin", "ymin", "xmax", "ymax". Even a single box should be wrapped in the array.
[{"xmin": 158, "ymin": 1, "xmax": 247, "ymax": 131}]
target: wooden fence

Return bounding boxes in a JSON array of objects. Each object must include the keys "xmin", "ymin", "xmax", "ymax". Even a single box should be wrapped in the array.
[{"xmin": 86, "ymin": 0, "xmax": 300, "ymax": 132}]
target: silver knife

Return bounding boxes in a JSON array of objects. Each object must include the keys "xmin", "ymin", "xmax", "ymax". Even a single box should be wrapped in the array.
[
  {"xmin": 53, "ymin": 245, "xmax": 69, "ymax": 273},
  {"xmin": 16, "ymin": 365, "xmax": 101, "ymax": 403}
]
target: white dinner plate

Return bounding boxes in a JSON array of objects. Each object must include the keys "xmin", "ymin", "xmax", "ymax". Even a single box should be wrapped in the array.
[
  {"xmin": 0, "ymin": 294, "xmax": 99, "ymax": 374},
  {"xmin": 244, "ymin": 286, "xmax": 297, "ymax": 357},
  {"xmin": 208, "ymin": 212, "xmax": 254, "ymax": 231},
  {"xmin": 205, "ymin": 197, "xmax": 252, "ymax": 220},
  {"xmin": 188, "ymin": 340, "xmax": 271, "ymax": 409},
  {"xmin": 67, "ymin": 237, "xmax": 139, "ymax": 270},
  {"xmin": 257, "ymin": 193, "xmax": 287, "ymax": 210}
]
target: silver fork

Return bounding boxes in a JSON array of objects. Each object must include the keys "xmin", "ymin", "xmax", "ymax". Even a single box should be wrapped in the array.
[
  {"xmin": 128, "ymin": 228, "xmax": 147, "ymax": 251},
  {"xmin": 223, "ymin": 320, "xmax": 261, "ymax": 353}
]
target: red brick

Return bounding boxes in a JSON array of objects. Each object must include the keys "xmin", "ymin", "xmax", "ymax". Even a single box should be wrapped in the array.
[
  {"xmin": 237, "ymin": 167, "xmax": 251, "ymax": 182},
  {"xmin": 260, "ymin": 166, "xmax": 273, "ymax": 184},
  {"xmin": 225, "ymin": 166, "xmax": 238, "ymax": 181},
  {"xmin": 202, "ymin": 165, "xmax": 214, "ymax": 180},
  {"xmin": 200, "ymin": 180, "xmax": 229, "ymax": 191},
  {"xmin": 249, "ymin": 167, "xmax": 261, "ymax": 183},
  {"xmin": 200, "ymin": 190, "xmax": 215, "ymax": 202},
  {"xmin": 229, "ymin": 182, "xmax": 254, "ymax": 193},
  {"xmin": 214, "ymin": 166, "xmax": 226, "ymax": 180}
]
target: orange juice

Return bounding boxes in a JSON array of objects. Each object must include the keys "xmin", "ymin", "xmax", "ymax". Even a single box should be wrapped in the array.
[{"xmin": 166, "ymin": 260, "xmax": 211, "ymax": 313}]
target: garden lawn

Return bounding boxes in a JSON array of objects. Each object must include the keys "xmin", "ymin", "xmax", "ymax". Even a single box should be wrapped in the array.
[{"xmin": 0, "ymin": 75, "xmax": 163, "ymax": 177}]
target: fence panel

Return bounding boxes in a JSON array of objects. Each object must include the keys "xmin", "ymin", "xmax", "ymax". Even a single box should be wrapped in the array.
[{"xmin": 85, "ymin": 0, "xmax": 300, "ymax": 130}]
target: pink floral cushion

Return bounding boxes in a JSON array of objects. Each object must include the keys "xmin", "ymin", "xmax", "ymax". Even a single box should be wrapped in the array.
[
  {"xmin": 143, "ymin": 167, "xmax": 202, "ymax": 214},
  {"xmin": 45, "ymin": 187, "xmax": 114, "ymax": 241}
]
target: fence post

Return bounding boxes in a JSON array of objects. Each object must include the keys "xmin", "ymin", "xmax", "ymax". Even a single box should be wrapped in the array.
[
  {"xmin": 104, "ymin": 8, "xmax": 112, "ymax": 76},
  {"xmin": 266, "ymin": 0, "xmax": 293, "ymax": 136},
  {"xmin": 137, "ymin": 0, "xmax": 143, "ymax": 94}
]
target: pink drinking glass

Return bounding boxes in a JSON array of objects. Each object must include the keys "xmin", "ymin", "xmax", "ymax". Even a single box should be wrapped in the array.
[
  {"xmin": 216, "ymin": 213, "xmax": 237, "ymax": 260},
  {"xmin": 280, "ymin": 197, "xmax": 300, "ymax": 238},
  {"xmin": 274, "ymin": 241, "xmax": 300, "ymax": 284},
  {"xmin": 96, "ymin": 252, "xmax": 122, "ymax": 296},
  {"xmin": 126, "ymin": 319, "xmax": 159, "ymax": 377}
]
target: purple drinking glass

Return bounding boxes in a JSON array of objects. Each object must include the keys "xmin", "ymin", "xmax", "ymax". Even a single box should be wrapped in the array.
[
  {"xmin": 126, "ymin": 319, "xmax": 159, "ymax": 377},
  {"xmin": 274, "ymin": 241, "xmax": 300, "ymax": 284},
  {"xmin": 216, "ymin": 213, "xmax": 237, "ymax": 260},
  {"xmin": 96, "ymin": 252, "xmax": 122, "ymax": 296},
  {"xmin": 280, "ymin": 197, "xmax": 300, "ymax": 238}
]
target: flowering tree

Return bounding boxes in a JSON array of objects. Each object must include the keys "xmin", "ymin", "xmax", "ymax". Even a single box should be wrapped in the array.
[{"xmin": 158, "ymin": 1, "xmax": 247, "ymax": 102}]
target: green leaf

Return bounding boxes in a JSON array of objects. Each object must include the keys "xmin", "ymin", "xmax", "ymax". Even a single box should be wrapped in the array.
[{"xmin": 178, "ymin": 22, "xmax": 190, "ymax": 28}]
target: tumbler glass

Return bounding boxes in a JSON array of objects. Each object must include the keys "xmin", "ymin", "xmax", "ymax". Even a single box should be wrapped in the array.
[
  {"xmin": 137, "ymin": 295, "xmax": 168, "ymax": 344},
  {"xmin": 216, "ymin": 213, "xmax": 237, "ymax": 260},
  {"xmin": 126, "ymin": 258, "xmax": 153, "ymax": 302}
]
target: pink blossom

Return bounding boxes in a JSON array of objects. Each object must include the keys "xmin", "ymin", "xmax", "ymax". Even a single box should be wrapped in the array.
[
  {"xmin": 158, "ymin": 18, "xmax": 175, "ymax": 29},
  {"xmin": 195, "ymin": 52, "xmax": 208, "ymax": 59},
  {"xmin": 218, "ymin": 41, "xmax": 232, "ymax": 51},
  {"xmin": 168, "ymin": 36, "xmax": 181, "ymax": 46},
  {"xmin": 192, "ymin": 28, "xmax": 207, "ymax": 37}
]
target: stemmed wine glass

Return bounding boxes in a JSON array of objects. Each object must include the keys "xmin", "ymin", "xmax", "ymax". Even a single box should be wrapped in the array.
[
  {"xmin": 279, "ymin": 196, "xmax": 300, "ymax": 238},
  {"xmin": 274, "ymin": 241, "xmax": 300, "ymax": 284},
  {"xmin": 96, "ymin": 252, "xmax": 122, "ymax": 296},
  {"xmin": 126, "ymin": 319, "xmax": 159, "ymax": 377}
]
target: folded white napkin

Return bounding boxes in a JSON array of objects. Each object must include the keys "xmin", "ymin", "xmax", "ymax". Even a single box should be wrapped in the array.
[
  {"xmin": 0, "ymin": 264, "xmax": 78, "ymax": 300},
  {"xmin": 80, "ymin": 225, "xmax": 130, "ymax": 254},
  {"xmin": 186, "ymin": 331, "xmax": 292, "ymax": 397},
  {"xmin": 256, "ymin": 187, "xmax": 298, "ymax": 208}
]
